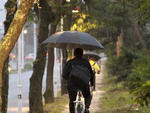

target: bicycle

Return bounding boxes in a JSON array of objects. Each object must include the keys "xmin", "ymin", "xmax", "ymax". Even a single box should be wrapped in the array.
[
  {"xmin": 74, "ymin": 91, "xmax": 84, "ymax": 113},
  {"xmin": 73, "ymin": 87, "xmax": 93, "ymax": 113}
]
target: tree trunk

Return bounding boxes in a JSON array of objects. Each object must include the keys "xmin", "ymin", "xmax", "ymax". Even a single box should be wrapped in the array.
[
  {"xmin": 0, "ymin": 0, "xmax": 34, "ymax": 112},
  {"xmin": 61, "ymin": 7, "xmax": 72, "ymax": 95},
  {"xmin": 2, "ymin": 59, "xmax": 9, "ymax": 113},
  {"xmin": 43, "ymin": 24, "xmax": 57, "ymax": 103},
  {"xmin": 29, "ymin": 0, "xmax": 51, "ymax": 113},
  {"xmin": 116, "ymin": 31, "xmax": 123, "ymax": 57},
  {"xmin": 2, "ymin": 1, "xmax": 17, "ymax": 113},
  {"xmin": 43, "ymin": 0, "xmax": 63, "ymax": 103},
  {"xmin": 61, "ymin": 50, "xmax": 68, "ymax": 95},
  {"xmin": 132, "ymin": 24, "xmax": 147, "ymax": 49}
]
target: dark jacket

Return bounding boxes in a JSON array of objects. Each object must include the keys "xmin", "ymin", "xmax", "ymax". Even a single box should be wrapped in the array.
[{"xmin": 62, "ymin": 56, "xmax": 94, "ymax": 88}]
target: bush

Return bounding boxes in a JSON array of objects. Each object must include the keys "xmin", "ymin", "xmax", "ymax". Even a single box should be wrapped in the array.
[
  {"xmin": 128, "ymin": 53, "xmax": 150, "ymax": 106},
  {"xmin": 106, "ymin": 47, "xmax": 138, "ymax": 82},
  {"xmin": 101, "ymin": 73, "xmax": 150, "ymax": 113}
]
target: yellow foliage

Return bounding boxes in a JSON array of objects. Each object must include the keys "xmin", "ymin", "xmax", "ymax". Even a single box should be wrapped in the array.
[{"xmin": 71, "ymin": 14, "xmax": 99, "ymax": 32}]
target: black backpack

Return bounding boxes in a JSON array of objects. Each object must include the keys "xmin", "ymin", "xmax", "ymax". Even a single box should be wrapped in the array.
[{"xmin": 69, "ymin": 65, "xmax": 91, "ymax": 87}]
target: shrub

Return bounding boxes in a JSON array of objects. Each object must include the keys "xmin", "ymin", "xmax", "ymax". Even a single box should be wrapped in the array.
[
  {"xmin": 128, "ymin": 54, "xmax": 150, "ymax": 106},
  {"xmin": 106, "ymin": 47, "xmax": 138, "ymax": 82}
]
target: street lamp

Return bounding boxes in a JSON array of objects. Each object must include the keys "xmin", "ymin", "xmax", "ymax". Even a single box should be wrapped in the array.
[
  {"xmin": 23, "ymin": 29, "xmax": 28, "ymax": 34},
  {"xmin": 17, "ymin": 27, "xmax": 28, "ymax": 113},
  {"xmin": 72, "ymin": 9, "xmax": 79, "ymax": 13},
  {"xmin": 66, "ymin": 0, "xmax": 70, "ymax": 2}
]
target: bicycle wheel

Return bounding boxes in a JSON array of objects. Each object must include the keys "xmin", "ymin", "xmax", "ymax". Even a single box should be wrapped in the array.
[{"xmin": 77, "ymin": 103, "xmax": 83, "ymax": 113}]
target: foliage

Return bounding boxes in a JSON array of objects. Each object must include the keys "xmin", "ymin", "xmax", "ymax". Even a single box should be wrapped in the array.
[
  {"xmin": 104, "ymin": 42, "xmax": 116, "ymax": 57},
  {"xmin": 106, "ymin": 47, "xmax": 139, "ymax": 82},
  {"xmin": 88, "ymin": 0, "xmax": 132, "ymax": 30},
  {"xmin": 128, "ymin": 53, "xmax": 150, "ymax": 106},
  {"xmin": 135, "ymin": 0, "xmax": 150, "ymax": 22},
  {"xmin": 71, "ymin": 14, "xmax": 99, "ymax": 32}
]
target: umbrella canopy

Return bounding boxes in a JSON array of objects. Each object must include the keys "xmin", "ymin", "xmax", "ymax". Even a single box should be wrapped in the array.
[
  {"xmin": 42, "ymin": 31, "xmax": 104, "ymax": 50},
  {"xmin": 89, "ymin": 59, "xmax": 100, "ymax": 71},
  {"xmin": 83, "ymin": 52, "xmax": 101, "ymax": 61}
]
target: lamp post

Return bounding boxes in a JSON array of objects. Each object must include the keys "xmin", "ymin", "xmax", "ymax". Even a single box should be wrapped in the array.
[
  {"xmin": 33, "ymin": 23, "xmax": 37, "ymax": 60},
  {"xmin": 17, "ymin": 34, "xmax": 22, "ymax": 113},
  {"xmin": 16, "ymin": 1, "xmax": 22, "ymax": 112}
]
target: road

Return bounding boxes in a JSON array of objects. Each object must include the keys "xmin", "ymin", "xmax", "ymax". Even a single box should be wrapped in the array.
[
  {"xmin": 8, "ymin": 71, "xmax": 32, "ymax": 113},
  {"xmin": 7, "ymin": 62, "xmax": 61, "ymax": 113}
]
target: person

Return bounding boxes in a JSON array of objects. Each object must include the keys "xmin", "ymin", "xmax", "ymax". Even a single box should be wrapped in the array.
[
  {"xmin": 89, "ymin": 58, "xmax": 101, "ymax": 90},
  {"xmin": 89, "ymin": 58, "xmax": 100, "ymax": 74},
  {"xmin": 62, "ymin": 48, "xmax": 94, "ymax": 113}
]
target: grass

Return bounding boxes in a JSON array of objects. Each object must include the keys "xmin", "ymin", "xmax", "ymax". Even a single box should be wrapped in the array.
[
  {"xmin": 9, "ymin": 68, "xmax": 32, "ymax": 74},
  {"xmin": 44, "ymin": 94, "xmax": 69, "ymax": 113},
  {"xmin": 100, "ymin": 74, "xmax": 150, "ymax": 113}
]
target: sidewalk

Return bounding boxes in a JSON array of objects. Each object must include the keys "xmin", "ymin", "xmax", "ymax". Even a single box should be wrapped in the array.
[
  {"xmin": 89, "ymin": 66, "xmax": 105, "ymax": 113},
  {"xmin": 62, "ymin": 58, "xmax": 106, "ymax": 113}
]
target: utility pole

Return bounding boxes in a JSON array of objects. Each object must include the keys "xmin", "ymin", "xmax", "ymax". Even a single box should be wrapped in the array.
[
  {"xmin": 21, "ymin": 30, "xmax": 24, "ymax": 69},
  {"xmin": 17, "ymin": 35, "xmax": 22, "ymax": 113},
  {"xmin": 33, "ymin": 23, "xmax": 37, "ymax": 60}
]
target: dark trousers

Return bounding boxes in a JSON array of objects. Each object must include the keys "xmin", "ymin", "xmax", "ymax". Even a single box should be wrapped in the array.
[
  {"xmin": 68, "ymin": 86, "xmax": 92, "ymax": 113},
  {"xmin": 93, "ymin": 73, "xmax": 96, "ymax": 90}
]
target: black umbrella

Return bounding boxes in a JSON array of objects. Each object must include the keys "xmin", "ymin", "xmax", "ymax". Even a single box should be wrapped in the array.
[
  {"xmin": 83, "ymin": 52, "xmax": 101, "ymax": 61},
  {"xmin": 42, "ymin": 31, "xmax": 104, "ymax": 50}
]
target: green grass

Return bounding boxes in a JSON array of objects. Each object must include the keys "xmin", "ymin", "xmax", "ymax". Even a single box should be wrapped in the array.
[
  {"xmin": 44, "ymin": 94, "xmax": 69, "ymax": 113},
  {"xmin": 9, "ymin": 68, "xmax": 32, "ymax": 74},
  {"xmin": 100, "ymin": 75, "xmax": 150, "ymax": 113}
]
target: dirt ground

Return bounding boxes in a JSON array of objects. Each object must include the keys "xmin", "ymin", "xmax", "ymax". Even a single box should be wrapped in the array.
[{"xmin": 62, "ymin": 58, "xmax": 106, "ymax": 113}]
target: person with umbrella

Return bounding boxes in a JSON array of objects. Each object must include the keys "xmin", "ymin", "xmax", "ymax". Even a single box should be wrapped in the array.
[
  {"xmin": 89, "ymin": 58, "xmax": 101, "ymax": 90},
  {"xmin": 83, "ymin": 51, "xmax": 101, "ymax": 74},
  {"xmin": 89, "ymin": 59, "xmax": 100, "ymax": 74},
  {"xmin": 62, "ymin": 48, "xmax": 94, "ymax": 113},
  {"xmin": 42, "ymin": 31, "xmax": 104, "ymax": 113},
  {"xmin": 83, "ymin": 52, "xmax": 101, "ymax": 90}
]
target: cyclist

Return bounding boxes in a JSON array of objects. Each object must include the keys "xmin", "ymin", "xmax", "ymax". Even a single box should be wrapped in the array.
[{"xmin": 63, "ymin": 48, "xmax": 94, "ymax": 113}]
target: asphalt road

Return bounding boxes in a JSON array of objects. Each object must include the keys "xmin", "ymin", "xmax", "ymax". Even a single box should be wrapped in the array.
[
  {"xmin": 7, "ymin": 62, "xmax": 61, "ymax": 113},
  {"xmin": 8, "ymin": 71, "xmax": 32, "ymax": 113}
]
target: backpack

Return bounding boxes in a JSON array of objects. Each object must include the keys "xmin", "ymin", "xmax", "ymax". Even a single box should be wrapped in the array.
[{"xmin": 69, "ymin": 65, "xmax": 91, "ymax": 87}]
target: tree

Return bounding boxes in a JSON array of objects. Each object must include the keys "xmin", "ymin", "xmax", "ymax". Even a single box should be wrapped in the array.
[
  {"xmin": 2, "ymin": 1, "xmax": 17, "ymax": 113},
  {"xmin": 43, "ymin": 25, "xmax": 56, "ymax": 103},
  {"xmin": 0, "ymin": 0, "xmax": 34, "ymax": 112},
  {"xmin": 85, "ymin": 0, "xmax": 149, "ymax": 54},
  {"xmin": 29, "ymin": 0, "xmax": 51, "ymax": 112},
  {"xmin": 61, "ymin": 0, "xmax": 73, "ymax": 95},
  {"xmin": 43, "ymin": 0, "xmax": 62, "ymax": 103},
  {"xmin": 135, "ymin": 0, "xmax": 150, "ymax": 22}
]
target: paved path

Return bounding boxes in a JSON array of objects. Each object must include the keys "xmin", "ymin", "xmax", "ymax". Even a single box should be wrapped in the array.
[
  {"xmin": 62, "ymin": 58, "xmax": 106, "ymax": 113},
  {"xmin": 89, "ymin": 70, "xmax": 105, "ymax": 113}
]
